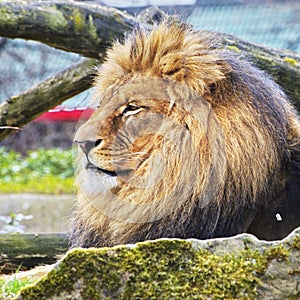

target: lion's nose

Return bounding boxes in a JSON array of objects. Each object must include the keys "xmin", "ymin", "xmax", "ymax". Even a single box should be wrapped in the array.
[{"xmin": 75, "ymin": 140, "xmax": 101, "ymax": 154}]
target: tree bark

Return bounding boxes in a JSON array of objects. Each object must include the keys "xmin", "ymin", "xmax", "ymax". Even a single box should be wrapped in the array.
[
  {"xmin": 221, "ymin": 34, "xmax": 300, "ymax": 110},
  {"xmin": 0, "ymin": 0, "xmax": 137, "ymax": 58},
  {"xmin": 0, "ymin": 233, "xmax": 68, "ymax": 274},
  {"xmin": 0, "ymin": 58, "xmax": 96, "ymax": 140}
]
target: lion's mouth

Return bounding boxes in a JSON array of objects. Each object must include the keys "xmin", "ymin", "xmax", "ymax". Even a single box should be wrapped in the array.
[
  {"xmin": 86, "ymin": 162, "xmax": 117, "ymax": 177},
  {"xmin": 86, "ymin": 162, "xmax": 132, "ymax": 178}
]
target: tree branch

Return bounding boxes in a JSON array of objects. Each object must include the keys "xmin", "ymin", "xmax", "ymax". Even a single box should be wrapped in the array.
[
  {"xmin": 0, "ymin": 58, "xmax": 96, "ymax": 140},
  {"xmin": 221, "ymin": 34, "xmax": 300, "ymax": 109},
  {"xmin": 0, "ymin": 0, "xmax": 137, "ymax": 58}
]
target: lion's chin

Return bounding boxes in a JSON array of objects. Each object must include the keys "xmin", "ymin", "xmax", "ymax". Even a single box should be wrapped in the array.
[{"xmin": 76, "ymin": 166, "xmax": 119, "ymax": 199}]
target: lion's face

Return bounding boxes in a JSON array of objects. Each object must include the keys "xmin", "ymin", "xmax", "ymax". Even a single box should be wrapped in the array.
[
  {"xmin": 76, "ymin": 78, "xmax": 174, "ymax": 182},
  {"xmin": 74, "ymin": 77, "xmax": 226, "ymax": 223}
]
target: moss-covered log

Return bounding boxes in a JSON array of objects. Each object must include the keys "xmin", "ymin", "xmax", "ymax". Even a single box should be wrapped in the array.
[
  {"xmin": 0, "ymin": 58, "xmax": 96, "ymax": 141},
  {"xmin": 0, "ymin": 0, "xmax": 136, "ymax": 58},
  {"xmin": 0, "ymin": 233, "xmax": 68, "ymax": 274}
]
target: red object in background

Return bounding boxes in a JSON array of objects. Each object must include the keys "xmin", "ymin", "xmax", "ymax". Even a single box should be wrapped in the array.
[{"xmin": 36, "ymin": 108, "xmax": 94, "ymax": 122}]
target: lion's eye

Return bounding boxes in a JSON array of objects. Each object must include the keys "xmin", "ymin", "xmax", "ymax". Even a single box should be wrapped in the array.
[{"xmin": 122, "ymin": 105, "xmax": 143, "ymax": 117}]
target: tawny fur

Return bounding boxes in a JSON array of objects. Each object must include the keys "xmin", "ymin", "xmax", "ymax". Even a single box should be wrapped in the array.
[{"xmin": 71, "ymin": 21, "xmax": 300, "ymax": 247}]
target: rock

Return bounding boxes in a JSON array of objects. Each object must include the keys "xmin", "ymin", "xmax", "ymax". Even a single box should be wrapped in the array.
[{"xmin": 17, "ymin": 228, "xmax": 300, "ymax": 299}]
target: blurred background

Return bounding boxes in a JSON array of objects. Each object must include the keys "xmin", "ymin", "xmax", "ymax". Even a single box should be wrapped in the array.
[{"xmin": 0, "ymin": 0, "xmax": 299, "ymax": 233}]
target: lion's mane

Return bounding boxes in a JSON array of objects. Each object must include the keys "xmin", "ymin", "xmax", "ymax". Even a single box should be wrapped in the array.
[{"xmin": 70, "ymin": 21, "xmax": 300, "ymax": 247}]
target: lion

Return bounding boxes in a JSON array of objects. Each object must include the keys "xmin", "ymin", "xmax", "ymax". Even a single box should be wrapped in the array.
[{"xmin": 70, "ymin": 21, "xmax": 300, "ymax": 248}]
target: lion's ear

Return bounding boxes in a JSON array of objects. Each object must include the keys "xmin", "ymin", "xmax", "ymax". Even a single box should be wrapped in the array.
[{"xmin": 160, "ymin": 52, "xmax": 232, "ymax": 95}]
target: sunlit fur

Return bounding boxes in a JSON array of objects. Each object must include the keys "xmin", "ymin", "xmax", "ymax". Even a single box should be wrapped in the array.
[{"xmin": 70, "ymin": 21, "xmax": 300, "ymax": 247}]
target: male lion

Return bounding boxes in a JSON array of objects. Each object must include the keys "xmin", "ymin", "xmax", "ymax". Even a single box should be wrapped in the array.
[{"xmin": 71, "ymin": 21, "xmax": 300, "ymax": 248}]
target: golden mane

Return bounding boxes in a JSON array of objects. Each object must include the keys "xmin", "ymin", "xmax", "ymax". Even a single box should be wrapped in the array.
[{"xmin": 94, "ymin": 22, "xmax": 231, "ymax": 96}]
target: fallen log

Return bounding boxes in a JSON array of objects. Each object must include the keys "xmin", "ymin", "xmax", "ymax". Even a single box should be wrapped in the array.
[{"xmin": 0, "ymin": 233, "xmax": 69, "ymax": 274}]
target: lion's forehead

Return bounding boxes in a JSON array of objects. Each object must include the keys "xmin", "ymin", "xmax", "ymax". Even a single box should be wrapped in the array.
[
  {"xmin": 100, "ymin": 78, "xmax": 168, "ymax": 105},
  {"xmin": 96, "ymin": 77, "xmax": 204, "ymax": 115}
]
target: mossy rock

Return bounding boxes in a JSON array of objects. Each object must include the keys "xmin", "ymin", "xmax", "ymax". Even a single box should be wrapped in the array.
[{"xmin": 16, "ymin": 228, "xmax": 300, "ymax": 299}]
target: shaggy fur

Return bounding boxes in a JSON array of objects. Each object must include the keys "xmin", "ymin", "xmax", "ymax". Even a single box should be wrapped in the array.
[{"xmin": 70, "ymin": 21, "xmax": 300, "ymax": 247}]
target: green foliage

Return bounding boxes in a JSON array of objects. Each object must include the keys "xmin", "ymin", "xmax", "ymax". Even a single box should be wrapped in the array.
[
  {"xmin": 0, "ymin": 147, "xmax": 74, "ymax": 194},
  {"xmin": 0, "ymin": 147, "xmax": 74, "ymax": 181}
]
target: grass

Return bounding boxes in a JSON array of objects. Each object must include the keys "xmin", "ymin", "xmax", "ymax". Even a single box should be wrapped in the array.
[
  {"xmin": 0, "ymin": 264, "xmax": 40, "ymax": 299},
  {"xmin": 0, "ymin": 276, "xmax": 34, "ymax": 299}
]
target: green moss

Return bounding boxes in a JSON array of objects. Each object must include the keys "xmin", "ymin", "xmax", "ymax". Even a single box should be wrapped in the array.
[
  {"xmin": 0, "ymin": 7, "xmax": 17, "ymax": 26},
  {"xmin": 73, "ymin": 8, "xmax": 84, "ymax": 32},
  {"xmin": 227, "ymin": 45, "xmax": 241, "ymax": 53},
  {"xmin": 15, "ymin": 234, "xmax": 300, "ymax": 299},
  {"xmin": 287, "ymin": 235, "xmax": 300, "ymax": 287},
  {"xmin": 87, "ymin": 14, "xmax": 98, "ymax": 41},
  {"xmin": 290, "ymin": 236, "xmax": 300, "ymax": 250},
  {"xmin": 284, "ymin": 57, "xmax": 298, "ymax": 66},
  {"xmin": 15, "ymin": 240, "xmax": 266, "ymax": 299},
  {"xmin": 265, "ymin": 243, "xmax": 290, "ymax": 261},
  {"xmin": 38, "ymin": 6, "xmax": 68, "ymax": 30}
]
